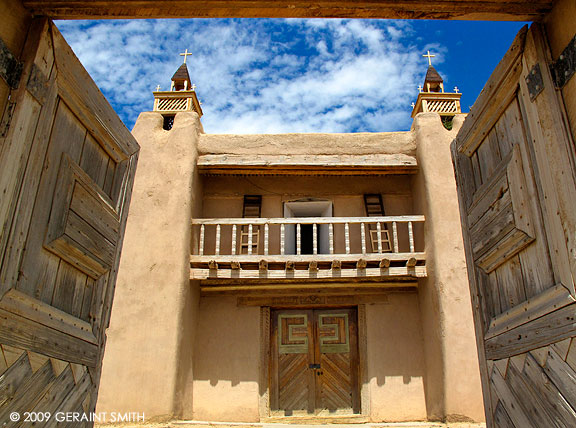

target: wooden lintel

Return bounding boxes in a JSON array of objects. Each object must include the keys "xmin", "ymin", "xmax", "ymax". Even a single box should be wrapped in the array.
[
  {"xmin": 22, "ymin": 1, "xmax": 553, "ymax": 21},
  {"xmin": 197, "ymin": 154, "xmax": 418, "ymax": 176},
  {"xmin": 237, "ymin": 293, "xmax": 394, "ymax": 307}
]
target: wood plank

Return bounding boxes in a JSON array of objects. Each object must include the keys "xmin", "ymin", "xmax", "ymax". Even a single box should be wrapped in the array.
[
  {"xmin": 522, "ymin": 353, "xmax": 576, "ymax": 427},
  {"xmin": 0, "ymin": 289, "xmax": 96, "ymax": 343},
  {"xmin": 505, "ymin": 358, "xmax": 557, "ymax": 427},
  {"xmin": 493, "ymin": 402, "xmax": 516, "ymax": 428},
  {"xmin": 192, "ymin": 215, "xmax": 425, "ymax": 226},
  {"xmin": 486, "ymin": 283, "xmax": 575, "ymax": 340},
  {"xmin": 490, "ymin": 364, "xmax": 537, "ymax": 428},
  {"xmin": 485, "ymin": 302, "xmax": 576, "ymax": 360},
  {"xmin": 0, "ymin": 351, "xmax": 31, "ymax": 408},
  {"xmin": 519, "ymin": 23, "xmax": 576, "ymax": 295},
  {"xmin": 14, "ymin": 100, "xmax": 86, "ymax": 299},
  {"xmin": 30, "ymin": 365, "xmax": 76, "ymax": 414},
  {"xmin": 544, "ymin": 347, "xmax": 576, "ymax": 410},
  {"xmin": 51, "ymin": 26, "xmax": 138, "ymax": 162},
  {"xmin": 193, "ymin": 266, "xmax": 426, "ymax": 281},
  {"xmin": 80, "ymin": 133, "xmax": 110, "ymax": 189},
  {"xmin": 476, "ymin": 128, "xmax": 502, "ymax": 180},
  {"xmin": 238, "ymin": 294, "xmax": 390, "ymax": 307},
  {"xmin": 20, "ymin": 0, "xmax": 554, "ymax": 20},
  {"xmin": 0, "ymin": 308, "xmax": 98, "ymax": 367},
  {"xmin": 457, "ymin": 27, "xmax": 527, "ymax": 156}
]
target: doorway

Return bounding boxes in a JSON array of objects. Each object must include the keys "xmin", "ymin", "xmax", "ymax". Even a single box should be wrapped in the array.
[
  {"xmin": 283, "ymin": 199, "xmax": 333, "ymax": 255},
  {"xmin": 270, "ymin": 308, "xmax": 360, "ymax": 416}
]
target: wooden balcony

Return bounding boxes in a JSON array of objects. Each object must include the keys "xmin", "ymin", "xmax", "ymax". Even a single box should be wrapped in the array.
[{"xmin": 190, "ymin": 216, "xmax": 426, "ymax": 285}]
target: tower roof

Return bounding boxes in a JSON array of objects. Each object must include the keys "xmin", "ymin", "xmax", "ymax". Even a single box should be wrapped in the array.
[
  {"xmin": 424, "ymin": 65, "xmax": 443, "ymax": 83},
  {"xmin": 172, "ymin": 63, "xmax": 191, "ymax": 82}
]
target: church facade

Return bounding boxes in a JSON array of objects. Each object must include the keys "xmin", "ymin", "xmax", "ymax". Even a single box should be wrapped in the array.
[{"xmin": 95, "ymin": 59, "xmax": 485, "ymax": 423}]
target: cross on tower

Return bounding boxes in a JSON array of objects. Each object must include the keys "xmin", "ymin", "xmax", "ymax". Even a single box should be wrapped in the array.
[
  {"xmin": 423, "ymin": 50, "xmax": 435, "ymax": 66},
  {"xmin": 155, "ymin": 85, "xmax": 161, "ymax": 91},
  {"xmin": 418, "ymin": 85, "xmax": 423, "ymax": 92},
  {"xmin": 180, "ymin": 49, "xmax": 192, "ymax": 64},
  {"xmin": 453, "ymin": 86, "xmax": 459, "ymax": 93}
]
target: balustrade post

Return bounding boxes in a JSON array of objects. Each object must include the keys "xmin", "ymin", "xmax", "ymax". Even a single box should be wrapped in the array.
[
  {"xmin": 377, "ymin": 222, "xmax": 383, "ymax": 254},
  {"xmin": 393, "ymin": 221, "xmax": 399, "ymax": 253},
  {"xmin": 345, "ymin": 223, "xmax": 350, "ymax": 255},
  {"xmin": 199, "ymin": 224, "xmax": 205, "ymax": 256},
  {"xmin": 264, "ymin": 223, "xmax": 269, "ymax": 255},
  {"xmin": 248, "ymin": 224, "xmax": 253, "ymax": 255},
  {"xmin": 313, "ymin": 224, "xmax": 318, "ymax": 255},
  {"xmin": 329, "ymin": 223, "xmax": 334, "ymax": 254},
  {"xmin": 231, "ymin": 224, "xmax": 237, "ymax": 255},
  {"xmin": 215, "ymin": 224, "xmax": 221, "ymax": 255},
  {"xmin": 281, "ymin": 224, "xmax": 285, "ymax": 255},
  {"xmin": 361, "ymin": 222, "xmax": 366, "ymax": 254},
  {"xmin": 297, "ymin": 223, "xmax": 301, "ymax": 255},
  {"xmin": 408, "ymin": 221, "xmax": 414, "ymax": 252}
]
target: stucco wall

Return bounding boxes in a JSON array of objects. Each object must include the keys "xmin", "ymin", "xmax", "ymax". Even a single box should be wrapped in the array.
[
  {"xmin": 412, "ymin": 112, "xmax": 484, "ymax": 422},
  {"xmin": 192, "ymin": 296, "xmax": 260, "ymax": 422},
  {"xmin": 199, "ymin": 132, "xmax": 415, "ymax": 157},
  {"xmin": 97, "ymin": 112, "xmax": 203, "ymax": 420},
  {"xmin": 366, "ymin": 294, "xmax": 427, "ymax": 422}
]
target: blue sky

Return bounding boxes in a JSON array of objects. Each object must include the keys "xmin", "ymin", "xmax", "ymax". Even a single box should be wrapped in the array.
[{"xmin": 56, "ymin": 19, "xmax": 527, "ymax": 133}]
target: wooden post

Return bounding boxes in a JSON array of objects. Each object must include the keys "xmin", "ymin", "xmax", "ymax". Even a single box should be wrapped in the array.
[
  {"xmin": 392, "ymin": 221, "xmax": 399, "ymax": 253},
  {"xmin": 264, "ymin": 223, "xmax": 269, "ymax": 255},
  {"xmin": 377, "ymin": 222, "xmax": 383, "ymax": 254},
  {"xmin": 345, "ymin": 223, "xmax": 350, "ymax": 255},
  {"xmin": 408, "ymin": 221, "xmax": 414, "ymax": 252},
  {"xmin": 281, "ymin": 223, "xmax": 285, "ymax": 255},
  {"xmin": 231, "ymin": 224, "xmax": 237, "ymax": 255},
  {"xmin": 215, "ymin": 224, "xmax": 221, "ymax": 255},
  {"xmin": 297, "ymin": 223, "xmax": 301, "ymax": 255},
  {"xmin": 329, "ymin": 223, "xmax": 334, "ymax": 254},
  {"xmin": 248, "ymin": 224, "xmax": 253, "ymax": 255},
  {"xmin": 199, "ymin": 224, "xmax": 205, "ymax": 256},
  {"xmin": 313, "ymin": 224, "xmax": 317, "ymax": 255},
  {"xmin": 361, "ymin": 222, "xmax": 366, "ymax": 254}
]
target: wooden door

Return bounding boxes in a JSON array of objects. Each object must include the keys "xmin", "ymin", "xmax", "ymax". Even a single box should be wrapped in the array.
[
  {"xmin": 452, "ymin": 24, "xmax": 576, "ymax": 427},
  {"xmin": 270, "ymin": 308, "xmax": 359, "ymax": 416},
  {"xmin": 0, "ymin": 18, "xmax": 138, "ymax": 423}
]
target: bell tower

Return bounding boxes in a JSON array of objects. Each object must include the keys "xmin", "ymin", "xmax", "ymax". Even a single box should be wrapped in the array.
[
  {"xmin": 153, "ymin": 49, "xmax": 203, "ymax": 129},
  {"xmin": 411, "ymin": 51, "xmax": 461, "ymax": 121}
]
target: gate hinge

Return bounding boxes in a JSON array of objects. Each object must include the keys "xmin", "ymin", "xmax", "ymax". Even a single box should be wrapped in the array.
[
  {"xmin": 550, "ymin": 33, "xmax": 576, "ymax": 89},
  {"xmin": 526, "ymin": 63, "xmax": 544, "ymax": 102},
  {"xmin": 0, "ymin": 37, "xmax": 23, "ymax": 89}
]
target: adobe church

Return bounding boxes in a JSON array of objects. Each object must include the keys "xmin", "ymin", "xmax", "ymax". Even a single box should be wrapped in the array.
[
  {"xmin": 1, "ymin": 1, "xmax": 575, "ymax": 427},
  {"xmin": 95, "ymin": 50, "xmax": 485, "ymax": 423}
]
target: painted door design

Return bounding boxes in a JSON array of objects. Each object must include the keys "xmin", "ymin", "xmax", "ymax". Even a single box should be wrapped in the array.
[
  {"xmin": 271, "ymin": 308, "xmax": 360, "ymax": 416},
  {"xmin": 0, "ymin": 18, "xmax": 138, "ymax": 421},
  {"xmin": 452, "ymin": 24, "xmax": 576, "ymax": 427}
]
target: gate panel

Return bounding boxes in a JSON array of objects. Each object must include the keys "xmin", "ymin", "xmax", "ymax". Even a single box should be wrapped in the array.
[
  {"xmin": 453, "ymin": 23, "xmax": 576, "ymax": 427},
  {"xmin": 0, "ymin": 18, "xmax": 138, "ymax": 423}
]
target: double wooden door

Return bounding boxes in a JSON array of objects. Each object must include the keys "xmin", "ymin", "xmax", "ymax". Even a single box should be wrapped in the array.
[{"xmin": 271, "ymin": 308, "xmax": 360, "ymax": 416}]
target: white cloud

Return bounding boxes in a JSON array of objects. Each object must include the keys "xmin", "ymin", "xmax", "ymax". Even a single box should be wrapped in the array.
[{"xmin": 56, "ymin": 19, "xmax": 434, "ymax": 133}]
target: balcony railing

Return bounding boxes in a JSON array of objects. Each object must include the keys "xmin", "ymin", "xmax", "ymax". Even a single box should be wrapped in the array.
[{"xmin": 190, "ymin": 216, "xmax": 425, "ymax": 281}]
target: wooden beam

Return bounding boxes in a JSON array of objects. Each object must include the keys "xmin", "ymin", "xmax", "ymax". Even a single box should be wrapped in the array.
[
  {"xmin": 197, "ymin": 154, "xmax": 418, "ymax": 176},
  {"xmin": 192, "ymin": 253, "xmax": 425, "ymax": 265},
  {"xmin": 192, "ymin": 215, "xmax": 425, "ymax": 226},
  {"xmin": 191, "ymin": 265, "xmax": 427, "ymax": 280},
  {"xmin": 22, "ymin": 1, "xmax": 553, "ymax": 21}
]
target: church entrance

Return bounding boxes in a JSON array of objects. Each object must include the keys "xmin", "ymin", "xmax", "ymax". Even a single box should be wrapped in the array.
[{"xmin": 270, "ymin": 308, "xmax": 360, "ymax": 417}]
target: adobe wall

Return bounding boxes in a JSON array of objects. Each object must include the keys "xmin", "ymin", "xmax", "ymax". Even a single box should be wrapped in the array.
[
  {"xmin": 199, "ymin": 132, "xmax": 415, "ymax": 157},
  {"xmin": 411, "ymin": 113, "xmax": 484, "ymax": 422},
  {"xmin": 366, "ymin": 293, "xmax": 427, "ymax": 422},
  {"xmin": 97, "ymin": 112, "xmax": 203, "ymax": 420},
  {"xmin": 191, "ymin": 294, "xmax": 428, "ymax": 422}
]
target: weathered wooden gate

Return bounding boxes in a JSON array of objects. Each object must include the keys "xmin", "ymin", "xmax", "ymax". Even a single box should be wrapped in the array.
[
  {"xmin": 452, "ymin": 24, "xmax": 576, "ymax": 427},
  {"xmin": 0, "ymin": 18, "xmax": 138, "ymax": 424}
]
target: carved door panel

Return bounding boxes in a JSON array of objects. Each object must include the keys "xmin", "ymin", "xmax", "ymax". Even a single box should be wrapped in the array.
[
  {"xmin": 0, "ymin": 18, "xmax": 138, "ymax": 423},
  {"xmin": 452, "ymin": 24, "xmax": 576, "ymax": 427},
  {"xmin": 270, "ymin": 308, "xmax": 359, "ymax": 417},
  {"xmin": 314, "ymin": 308, "xmax": 360, "ymax": 415}
]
